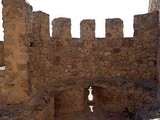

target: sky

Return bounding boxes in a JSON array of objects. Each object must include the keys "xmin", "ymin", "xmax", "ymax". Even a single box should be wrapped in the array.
[{"xmin": 0, "ymin": 0, "xmax": 149, "ymax": 40}]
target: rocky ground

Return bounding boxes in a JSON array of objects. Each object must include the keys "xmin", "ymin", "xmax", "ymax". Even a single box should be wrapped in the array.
[
  {"xmin": 0, "ymin": 103, "xmax": 160, "ymax": 120},
  {"xmin": 56, "ymin": 103, "xmax": 160, "ymax": 120},
  {"xmin": 56, "ymin": 106, "xmax": 127, "ymax": 120},
  {"xmin": 133, "ymin": 103, "xmax": 160, "ymax": 120}
]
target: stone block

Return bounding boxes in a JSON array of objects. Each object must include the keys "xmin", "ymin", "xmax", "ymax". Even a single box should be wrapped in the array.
[
  {"xmin": 33, "ymin": 11, "xmax": 50, "ymax": 41},
  {"xmin": 133, "ymin": 11, "xmax": 159, "ymax": 37},
  {"xmin": 105, "ymin": 18, "xmax": 123, "ymax": 38},
  {"xmin": 52, "ymin": 18, "xmax": 71, "ymax": 40},
  {"xmin": 80, "ymin": 19, "xmax": 95, "ymax": 39}
]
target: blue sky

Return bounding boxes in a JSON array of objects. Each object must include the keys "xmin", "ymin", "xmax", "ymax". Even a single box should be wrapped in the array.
[{"xmin": 0, "ymin": 0, "xmax": 149, "ymax": 40}]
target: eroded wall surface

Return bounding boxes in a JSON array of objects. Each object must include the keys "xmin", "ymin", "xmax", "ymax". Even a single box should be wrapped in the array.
[
  {"xmin": 1, "ymin": 0, "xmax": 33, "ymax": 104},
  {"xmin": 0, "ymin": 0, "xmax": 159, "ymax": 119},
  {"xmin": 30, "ymin": 12, "xmax": 159, "ymax": 94},
  {"xmin": 149, "ymin": 0, "xmax": 160, "ymax": 12}
]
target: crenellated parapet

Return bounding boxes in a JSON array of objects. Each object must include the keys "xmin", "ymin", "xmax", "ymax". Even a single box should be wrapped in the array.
[
  {"xmin": 30, "ymin": 10, "xmax": 159, "ymax": 47},
  {"xmin": 29, "ymin": 10, "xmax": 159, "ymax": 93},
  {"xmin": 51, "ymin": 18, "xmax": 124, "ymax": 40},
  {"xmin": 36, "ymin": 11, "xmax": 157, "ymax": 51}
]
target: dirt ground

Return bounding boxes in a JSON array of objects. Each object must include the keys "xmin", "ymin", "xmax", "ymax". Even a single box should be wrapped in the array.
[{"xmin": 56, "ymin": 106, "xmax": 127, "ymax": 120}]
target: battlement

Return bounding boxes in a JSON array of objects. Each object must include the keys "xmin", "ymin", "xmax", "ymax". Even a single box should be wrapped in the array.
[
  {"xmin": 33, "ymin": 11, "xmax": 50, "ymax": 42},
  {"xmin": 30, "ymin": 10, "xmax": 159, "ymax": 92},
  {"xmin": 35, "ymin": 11, "xmax": 158, "ymax": 51},
  {"xmin": 31, "ymin": 10, "xmax": 159, "ymax": 47}
]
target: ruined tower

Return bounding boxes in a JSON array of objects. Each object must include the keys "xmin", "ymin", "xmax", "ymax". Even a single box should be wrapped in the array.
[{"xmin": 0, "ymin": 0, "xmax": 33, "ymax": 104}]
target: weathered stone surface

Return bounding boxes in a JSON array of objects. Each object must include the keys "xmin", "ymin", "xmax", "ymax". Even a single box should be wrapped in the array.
[
  {"xmin": 133, "ymin": 103, "xmax": 160, "ymax": 120},
  {"xmin": 55, "ymin": 89, "xmax": 85, "ymax": 116},
  {"xmin": 0, "ymin": 79, "xmax": 157, "ymax": 120},
  {"xmin": 52, "ymin": 18, "xmax": 71, "ymax": 40},
  {"xmin": 32, "ymin": 98, "xmax": 55, "ymax": 120},
  {"xmin": 105, "ymin": 18, "xmax": 123, "ymax": 38},
  {"xmin": 134, "ymin": 11, "xmax": 159, "ymax": 37},
  {"xmin": 31, "ymin": 11, "xmax": 159, "ymax": 94},
  {"xmin": 80, "ymin": 20, "xmax": 95, "ymax": 39},
  {"xmin": 0, "ymin": 0, "xmax": 159, "ymax": 120},
  {"xmin": 1, "ymin": 0, "xmax": 33, "ymax": 104},
  {"xmin": 149, "ymin": 0, "xmax": 160, "ymax": 102},
  {"xmin": 149, "ymin": 0, "xmax": 160, "ymax": 12},
  {"xmin": 33, "ymin": 11, "xmax": 50, "ymax": 42}
]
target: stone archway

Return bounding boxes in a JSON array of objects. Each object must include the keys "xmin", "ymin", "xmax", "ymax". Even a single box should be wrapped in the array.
[{"xmin": 25, "ymin": 78, "xmax": 157, "ymax": 120}]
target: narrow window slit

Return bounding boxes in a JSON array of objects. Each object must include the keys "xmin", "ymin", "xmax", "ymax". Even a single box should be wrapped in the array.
[
  {"xmin": 88, "ymin": 87, "xmax": 93, "ymax": 101},
  {"xmin": 88, "ymin": 87, "xmax": 94, "ymax": 113}
]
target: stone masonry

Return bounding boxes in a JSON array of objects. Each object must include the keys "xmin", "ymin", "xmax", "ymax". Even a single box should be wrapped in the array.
[
  {"xmin": 0, "ymin": 0, "xmax": 159, "ymax": 120},
  {"xmin": 149, "ymin": 0, "xmax": 160, "ymax": 12},
  {"xmin": 149, "ymin": 0, "xmax": 160, "ymax": 102}
]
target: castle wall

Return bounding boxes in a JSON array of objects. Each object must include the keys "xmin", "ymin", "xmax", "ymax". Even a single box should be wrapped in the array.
[
  {"xmin": 30, "ymin": 79, "xmax": 156, "ymax": 119},
  {"xmin": 32, "ymin": 98, "xmax": 55, "ymax": 120},
  {"xmin": 99, "ymin": 81, "xmax": 155, "ymax": 113},
  {"xmin": 1, "ymin": 0, "xmax": 33, "ymax": 104},
  {"xmin": 33, "ymin": 11, "xmax": 50, "ymax": 42},
  {"xmin": 30, "ymin": 11, "xmax": 159, "ymax": 94},
  {"xmin": 0, "ymin": 0, "xmax": 158, "ymax": 108},
  {"xmin": 0, "ymin": 0, "xmax": 159, "ymax": 119},
  {"xmin": 149, "ymin": 0, "xmax": 160, "ymax": 12},
  {"xmin": 149, "ymin": 0, "xmax": 160, "ymax": 101}
]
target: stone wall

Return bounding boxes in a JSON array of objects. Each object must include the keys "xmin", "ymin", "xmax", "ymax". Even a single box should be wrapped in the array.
[
  {"xmin": 32, "ymin": 98, "xmax": 55, "ymax": 120},
  {"xmin": 148, "ymin": 0, "xmax": 160, "ymax": 101},
  {"xmin": 98, "ymin": 81, "xmax": 156, "ymax": 113},
  {"xmin": 149, "ymin": 0, "xmax": 160, "ymax": 12},
  {"xmin": 0, "ymin": 1, "xmax": 159, "ymax": 119},
  {"xmin": 31, "ymin": 79, "xmax": 157, "ymax": 119},
  {"xmin": 1, "ymin": 0, "xmax": 33, "ymax": 104},
  {"xmin": 0, "ymin": 78, "xmax": 157, "ymax": 120},
  {"xmin": 30, "ymin": 11, "xmax": 159, "ymax": 94},
  {"xmin": 55, "ymin": 89, "xmax": 85, "ymax": 116}
]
